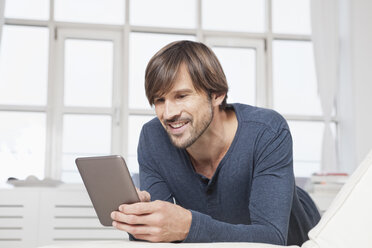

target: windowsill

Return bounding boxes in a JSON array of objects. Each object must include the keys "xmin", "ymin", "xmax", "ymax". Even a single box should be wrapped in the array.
[{"xmin": 0, "ymin": 182, "xmax": 85, "ymax": 190}]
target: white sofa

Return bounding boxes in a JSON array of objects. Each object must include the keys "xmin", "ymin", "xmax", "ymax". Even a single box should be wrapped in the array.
[{"xmin": 39, "ymin": 150, "xmax": 372, "ymax": 248}]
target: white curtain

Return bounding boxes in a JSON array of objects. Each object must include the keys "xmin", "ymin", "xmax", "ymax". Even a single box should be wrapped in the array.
[
  {"xmin": 311, "ymin": 0, "xmax": 339, "ymax": 172},
  {"xmin": 0, "ymin": 0, "xmax": 5, "ymax": 48}
]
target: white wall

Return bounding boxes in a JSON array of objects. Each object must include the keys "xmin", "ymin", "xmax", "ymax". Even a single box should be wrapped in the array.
[{"xmin": 338, "ymin": 0, "xmax": 372, "ymax": 172}]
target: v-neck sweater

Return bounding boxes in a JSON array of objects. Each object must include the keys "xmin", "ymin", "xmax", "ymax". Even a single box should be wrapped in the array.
[{"xmin": 137, "ymin": 103, "xmax": 320, "ymax": 245}]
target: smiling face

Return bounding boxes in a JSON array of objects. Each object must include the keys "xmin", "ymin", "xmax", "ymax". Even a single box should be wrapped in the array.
[{"xmin": 154, "ymin": 65, "xmax": 214, "ymax": 149}]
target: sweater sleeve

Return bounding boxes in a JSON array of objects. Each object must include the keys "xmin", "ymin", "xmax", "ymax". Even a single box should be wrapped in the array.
[{"xmin": 183, "ymin": 128, "xmax": 294, "ymax": 245}]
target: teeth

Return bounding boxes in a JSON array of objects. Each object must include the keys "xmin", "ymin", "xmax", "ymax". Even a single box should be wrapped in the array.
[{"xmin": 170, "ymin": 122, "xmax": 187, "ymax": 128}]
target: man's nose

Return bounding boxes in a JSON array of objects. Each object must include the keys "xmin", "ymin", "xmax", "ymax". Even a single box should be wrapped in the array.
[{"xmin": 163, "ymin": 100, "xmax": 181, "ymax": 120}]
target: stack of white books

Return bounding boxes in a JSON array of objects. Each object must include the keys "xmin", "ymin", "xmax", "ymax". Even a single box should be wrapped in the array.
[{"xmin": 310, "ymin": 173, "xmax": 349, "ymax": 195}]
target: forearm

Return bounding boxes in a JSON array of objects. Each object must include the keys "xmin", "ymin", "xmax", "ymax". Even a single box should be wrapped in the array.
[{"xmin": 183, "ymin": 210, "xmax": 285, "ymax": 245}]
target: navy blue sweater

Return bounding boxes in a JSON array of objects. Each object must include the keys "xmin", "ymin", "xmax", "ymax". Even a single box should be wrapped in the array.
[{"xmin": 137, "ymin": 104, "xmax": 320, "ymax": 245}]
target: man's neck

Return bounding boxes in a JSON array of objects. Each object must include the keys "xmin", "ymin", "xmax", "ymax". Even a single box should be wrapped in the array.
[{"xmin": 186, "ymin": 107, "xmax": 238, "ymax": 179}]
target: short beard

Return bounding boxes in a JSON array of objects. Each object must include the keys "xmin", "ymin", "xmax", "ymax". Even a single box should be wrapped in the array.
[{"xmin": 168, "ymin": 100, "xmax": 214, "ymax": 149}]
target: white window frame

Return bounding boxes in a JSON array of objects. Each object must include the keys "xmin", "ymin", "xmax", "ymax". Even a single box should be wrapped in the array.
[
  {"xmin": 51, "ymin": 28, "xmax": 123, "ymax": 179},
  {"xmin": 0, "ymin": 0, "xmax": 339, "ymax": 181}
]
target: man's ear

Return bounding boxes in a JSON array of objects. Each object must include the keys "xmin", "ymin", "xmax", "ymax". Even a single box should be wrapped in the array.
[{"xmin": 211, "ymin": 92, "xmax": 226, "ymax": 107}]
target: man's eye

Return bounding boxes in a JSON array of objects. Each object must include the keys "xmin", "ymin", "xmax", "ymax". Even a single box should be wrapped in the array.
[
  {"xmin": 154, "ymin": 98, "xmax": 165, "ymax": 104},
  {"xmin": 177, "ymin": 95, "xmax": 187, "ymax": 99}
]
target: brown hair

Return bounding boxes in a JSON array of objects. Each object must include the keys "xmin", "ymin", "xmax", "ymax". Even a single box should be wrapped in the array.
[{"xmin": 145, "ymin": 40, "xmax": 228, "ymax": 109}]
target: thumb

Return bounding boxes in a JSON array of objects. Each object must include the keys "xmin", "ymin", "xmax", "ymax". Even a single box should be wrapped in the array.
[{"xmin": 136, "ymin": 187, "xmax": 151, "ymax": 202}]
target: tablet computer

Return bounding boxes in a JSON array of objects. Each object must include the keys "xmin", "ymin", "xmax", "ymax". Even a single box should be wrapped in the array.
[{"xmin": 75, "ymin": 155, "xmax": 140, "ymax": 226}]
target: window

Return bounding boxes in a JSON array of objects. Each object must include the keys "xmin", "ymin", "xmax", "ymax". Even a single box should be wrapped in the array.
[
  {"xmin": 271, "ymin": 0, "xmax": 334, "ymax": 177},
  {"xmin": 4, "ymin": 0, "xmax": 49, "ymax": 20},
  {"xmin": 62, "ymin": 114, "xmax": 112, "ymax": 182},
  {"xmin": 0, "ymin": 0, "xmax": 333, "ymax": 183},
  {"xmin": 54, "ymin": 29, "xmax": 122, "ymax": 182},
  {"xmin": 130, "ymin": 0, "xmax": 197, "ymax": 29},
  {"xmin": 64, "ymin": 39, "xmax": 114, "ymax": 107},
  {"xmin": 54, "ymin": 0, "xmax": 125, "ymax": 25},
  {"xmin": 0, "ymin": 25, "xmax": 49, "ymax": 105},
  {"xmin": 0, "ymin": 24, "xmax": 49, "ymax": 183},
  {"xmin": 0, "ymin": 112, "xmax": 46, "ymax": 183},
  {"xmin": 206, "ymin": 38, "xmax": 265, "ymax": 106},
  {"xmin": 272, "ymin": 0, "xmax": 311, "ymax": 35},
  {"xmin": 213, "ymin": 47, "xmax": 257, "ymax": 105},
  {"xmin": 202, "ymin": 0, "xmax": 265, "ymax": 32},
  {"xmin": 272, "ymin": 40, "xmax": 320, "ymax": 115}
]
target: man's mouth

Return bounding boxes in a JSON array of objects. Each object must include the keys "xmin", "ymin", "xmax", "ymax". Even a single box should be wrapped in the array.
[
  {"xmin": 165, "ymin": 119, "xmax": 191, "ymax": 135},
  {"xmin": 169, "ymin": 121, "xmax": 189, "ymax": 129}
]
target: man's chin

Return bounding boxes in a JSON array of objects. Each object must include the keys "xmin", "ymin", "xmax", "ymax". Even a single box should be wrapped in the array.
[
  {"xmin": 170, "ymin": 138, "xmax": 188, "ymax": 149},
  {"xmin": 168, "ymin": 134, "xmax": 193, "ymax": 149}
]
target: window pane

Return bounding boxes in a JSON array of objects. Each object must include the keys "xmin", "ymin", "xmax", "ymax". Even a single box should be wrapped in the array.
[
  {"xmin": 130, "ymin": 0, "xmax": 196, "ymax": 28},
  {"xmin": 0, "ymin": 112, "xmax": 46, "ymax": 184},
  {"xmin": 273, "ymin": 40, "xmax": 320, "ymax": 115},
  {"xmin": 4, "ymin": 0, "xmax": 49, "ymax": 20},
  {"xmin": 64, "ymin": 39, "xmax": 113, "ymax": 107},
  {"xmin": 288, "ymin": 121, "xmax": 323, "ymax": 177},
  {"xmin": 62, "ymin": 114, "xmax": 112, "ymax": 183},
  {"xmin": 272, "ymin": 0, "xmax": 311, "ymax": 35},
  {"xmin": 202, "ymin": 0, "xmax": 265, "ymax": 32},
  {"xmin": 54, "ymin": 0, "xmax": 125, "ymax": 25},
  {"xmin": 0, "ymin": 25, "xmax": 48, "ymax": 105},
  {"xmin": 129, "ymin": 33, "xmax": 195, "ymax": 110},
  {"xmin": 213, "ymin": 47, "xmax": 256, "ymax": 105},
  {"xmin": 128, "ymin": 115, "xmax": 155, "ymax": 173}
]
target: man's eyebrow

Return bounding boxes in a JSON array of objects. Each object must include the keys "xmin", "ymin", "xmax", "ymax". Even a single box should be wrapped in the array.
[
  {"xmin": 172, "ymin": 89, "xmax": 194, "ymax": 94},
  {"xmin": 154, "ymin": 89, "xmax": 194, "ymax": 100}
]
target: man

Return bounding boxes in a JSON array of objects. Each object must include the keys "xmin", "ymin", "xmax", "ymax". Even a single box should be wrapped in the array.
[{"xmin": 111, "ymin": 40, "xmax": 321, "ymax": 245}]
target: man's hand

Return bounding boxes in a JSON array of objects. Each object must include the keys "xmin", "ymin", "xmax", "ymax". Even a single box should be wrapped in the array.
[{"xmin": 111, "ymin": 200, "xmax": 192, "ymax": 242}]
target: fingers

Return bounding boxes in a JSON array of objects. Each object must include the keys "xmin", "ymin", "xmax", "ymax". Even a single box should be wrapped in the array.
[
  {"xmin": 112, "ymin": 221, "xmax": 159, "ymax": 237},
  {"xmin": 135, "ymin": 188, "xmax": 151, "ymax": 202},
  {"xmin": 112, "ymin": 201, "xmax": 189, "ymax": 243},
  {"xmin": 112, "ymin": 221, "xmax": 163, "ymax": 242},
  {"xmin": 118, "ymin": 201, "xmax": 161, "ymax": 215},
  {"xmin": 111, "ymin": 211, "xmax": 154, "ymax": 225}
]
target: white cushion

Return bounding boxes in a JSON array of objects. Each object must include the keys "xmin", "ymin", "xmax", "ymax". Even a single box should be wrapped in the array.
[{"xmin": 302, "ymin": 150, "xmax": 372, "ymax": 248}]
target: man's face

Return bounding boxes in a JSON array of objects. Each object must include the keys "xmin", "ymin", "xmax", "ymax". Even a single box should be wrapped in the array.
[{"xmin": 154, "ymin": 65, "xmax": 214, "ymax": 149}]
